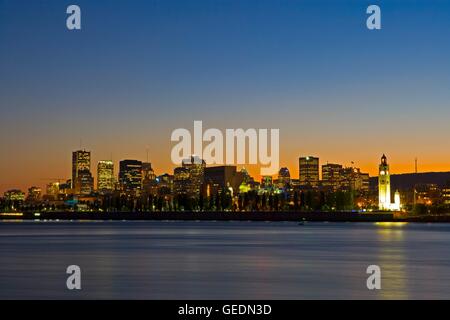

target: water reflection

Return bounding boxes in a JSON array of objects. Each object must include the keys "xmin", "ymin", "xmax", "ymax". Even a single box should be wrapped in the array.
[{"xmin": 375, "ymin": 223, "xmax": 408, "ymax": 299}]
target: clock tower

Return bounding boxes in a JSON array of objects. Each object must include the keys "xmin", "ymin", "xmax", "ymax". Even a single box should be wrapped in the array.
[{"xmin": 378, "ymin": 154, "xmax": 391, "ymax": 210}]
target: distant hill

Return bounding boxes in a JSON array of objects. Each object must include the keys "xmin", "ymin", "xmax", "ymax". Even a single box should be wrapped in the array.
[{"xmin": 369, "ymin": 172, "xmax": 450, "ymax": 190}]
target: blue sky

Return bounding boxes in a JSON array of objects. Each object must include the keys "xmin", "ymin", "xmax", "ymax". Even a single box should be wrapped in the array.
[{"xmin": 1, "ymin": 0, "xmax": 450, "ymax": 191}]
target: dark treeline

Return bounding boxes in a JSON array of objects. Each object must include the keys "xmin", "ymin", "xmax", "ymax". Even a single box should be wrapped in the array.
[
  {"xmin": 1, "ymin": 189, "xmax": 365, "ymax": 213},
  {"xmin": 4, "ymin": 191, "xmax": 450, "ymax": 215}
]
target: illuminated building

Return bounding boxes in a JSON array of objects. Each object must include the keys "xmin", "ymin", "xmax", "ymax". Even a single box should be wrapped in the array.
[
  {"xmin": 156, "ymin": 173, "xmax": 173, "ymax": 195},
  {"xmin": 46, "ymin": 182, "xmax": 60, "ymax": 200},
  {"xmin": 174, "ymin": 167, "xmax": 190, "ymax": 195},
  {"xmin": 260, "ymin": 176, "xmax": 274, "ymax": 193},
  {"xmin": 182, "ymin": 156, "xmax": 206, "ymax": 198},
  {"xmin": 75, "ymin": 170, "xmax": 94, "ymax": 195},
  {"xmin": 59, "ymin": 180, "xmax": 72, "ymax": 195},
  {"xmin": 360, "ymin": 173, "xmax": 370, "ymax": 192},
  {"xmin": 27, "ymin": 186, "xmax": 42, "ymax": 202},
  {"xmin": 378, "ymin": 154, "xmax": 391, "ymax": 210},
  {"xmin": 119, "ymin": 160, "xmax": 143, "ymax": 196},
  {"xmin": 142, "ymin": 162, "xmax": 157, "ymax": 194},
  {"xmin": 237, "ymin": 168, "xmax": 255, "ymax": 193},
  {"xmin": 322, "ymin": 163, "xmax": 343, "ymax": 191},
  {"xmin": 72, "ymin": 150, "xmax": 93, "ymax": 195},
  {"xmin": 442, "ymin": 182, "xmax": 450, "ymax": 205},
  {"xmin": 277, "ymin": 167, "xmax": 291, "ymax": 188},
  {"xmin": 378, "ymin": 154, "xmax": 401, "ymax": 210},
  {"xmin": 97, "ymin": 160, "xmax": 114, "ymax": 193},
  {"xmin": 342, "ymin": 167, "xmax": 369, "ymax": 192},
  {"xmin": 4, "ymin": 189, "xmax": 25, "ymax": 202},
  {"xmin": 415, "ymin": 184, "xmax": 440, "ymax": 205},
  {"xmin": 299, "ymin": 156, "xmax": 319, "ymax": 187}
]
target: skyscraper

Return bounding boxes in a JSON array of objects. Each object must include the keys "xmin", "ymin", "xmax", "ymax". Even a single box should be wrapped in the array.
[
  {"xmin": 174, "ymin": 167, "xmax": 190, "ymax": 195},
  {"xmin": 299, "ymin": 156, "xmax": 319, "ymax": 187},
  {"xmin": 322, "ymin": 163, "xmax": 343, "ymax": 191},
  {"xmin": 72, "ymin": 150, "xmax": 93, "ymax": 195},
  {"xmin": 119, "ymin": 160, "xmax": 142, "ymax": 196},
  {"xmin": 182, "ymin": 156, "xmax": 206, "ymax": 198},
  {"xmin": 97, "ymin": 160, "xmax": 114, "ymax": 193},
  {"xmin": 142, "ymin": 162, "xmax": 157, "ymax": 194}
]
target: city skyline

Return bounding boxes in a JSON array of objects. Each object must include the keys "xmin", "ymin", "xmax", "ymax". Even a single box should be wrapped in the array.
[
  {"xmin": 0, "ymin": 145, "xmax": 445, "ymax": 195},
  {"xmin": 2, "ymin": 1, "xmax": 450, "ymax": 193}
]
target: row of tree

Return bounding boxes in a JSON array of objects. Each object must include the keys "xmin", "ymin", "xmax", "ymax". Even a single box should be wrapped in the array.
[{"xmin": 1, "ymin": 190, "xmax": 363, "ymax": 212}]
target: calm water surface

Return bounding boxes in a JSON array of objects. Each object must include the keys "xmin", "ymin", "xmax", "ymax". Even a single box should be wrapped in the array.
[{"xmin": 1, "ymin": 221, "xmax": 449, "ymax": 299}]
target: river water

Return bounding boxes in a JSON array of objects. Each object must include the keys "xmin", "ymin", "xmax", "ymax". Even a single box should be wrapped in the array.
[{"xmin": 1, "ymin": 220, "xmax": 449, "ymax": 299}]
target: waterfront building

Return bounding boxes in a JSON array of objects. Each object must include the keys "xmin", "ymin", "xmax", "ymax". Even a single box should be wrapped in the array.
[
  {"xmin": 72, "ymin": 150, "xmax": 93, "ymax": 195},
  {"xmin": 341, "ymin": 167, "xmax": 369, "ymax": 192},
  {"xmin": 119, "ymin": 160, "xmax": 143, "ymax": 196},
  {"xmin": 174, "ymin": 167, "xmax": 190, "ymax": 195},
  {"xmin": 299, "ymin": 156, "xmax": 319, "ymax": 187},
  {"xmin": 156, "ymin": 173, "xmax": 174, "ymax": 195},
  {"xmin": 415, "ymin": 183, "xmax": 441, "ymax": 206},
  {"xmin": 182, "ymin": 156, "xmax": 206, "ymax": 198},
  {"xmin": 442, "ymin": 181, "xmax": 450, "ymax": 205},
  {"xmin": 142, "ymin": 162, "xmax": 157, "ymax": 195},
  {"xmin": 322, "ymin": 163, "xmax": 343, "ymax": 191},
  {"xmin": 97, "ymin": 160, "xmax": 114, "ymax": 193},
  {"xmin": 378, "ymin": 154, "xmax": 401, "ymax": 210}
]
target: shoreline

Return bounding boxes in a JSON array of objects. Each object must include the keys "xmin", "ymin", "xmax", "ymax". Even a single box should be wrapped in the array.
[{"xmin": 1, "ymin": 211, "xmax": 450, "ymax": 223}]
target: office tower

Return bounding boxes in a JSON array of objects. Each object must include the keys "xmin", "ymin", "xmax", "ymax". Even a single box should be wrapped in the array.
[
  {"xmin": 322, "ymin": 163, "xmax": 343, "ymax": 191},
  {"xmin": 72, "ymin": 150, "xmax": 93, "ymax": 195},
  {"xmin": 119, "ymin": 160, "xmax": 143, "ymax": 196},
  {"xmin": 299, "ymin": 156, "xmax": 319, "ymax": 187},
  {"xmin": 174, "ymin": 167, "xmax": 190, "ymax": 195},
  {"xmin": 76, "ymin": 171, "xmax": 94, "ymax": 195},
  {"xmin": 97, "ymin": 160, "xmax": 114, "ymax": 193},
  {"xmin": 360, "ymin": 173, "xmax": 370, "ymax": 193},
  {"xmin": 142, "ymin": 162, "xmax": 157, "ymax": 194},
  {"xmin": 339, "ymin": 166, "xmax": 370, "ymax": 193},
  {"xmin": 182, "ymin": 156, "xmax": 206, "ymax": 198},
  {"xmin": 277, "ymin": 167, "xmax": 291, "ymax": 188}
]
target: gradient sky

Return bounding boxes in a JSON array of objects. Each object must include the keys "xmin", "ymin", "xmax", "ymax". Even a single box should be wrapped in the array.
[{"xmin": 1, "ymin": 0, "xmax": 450, "ymax": 193}]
